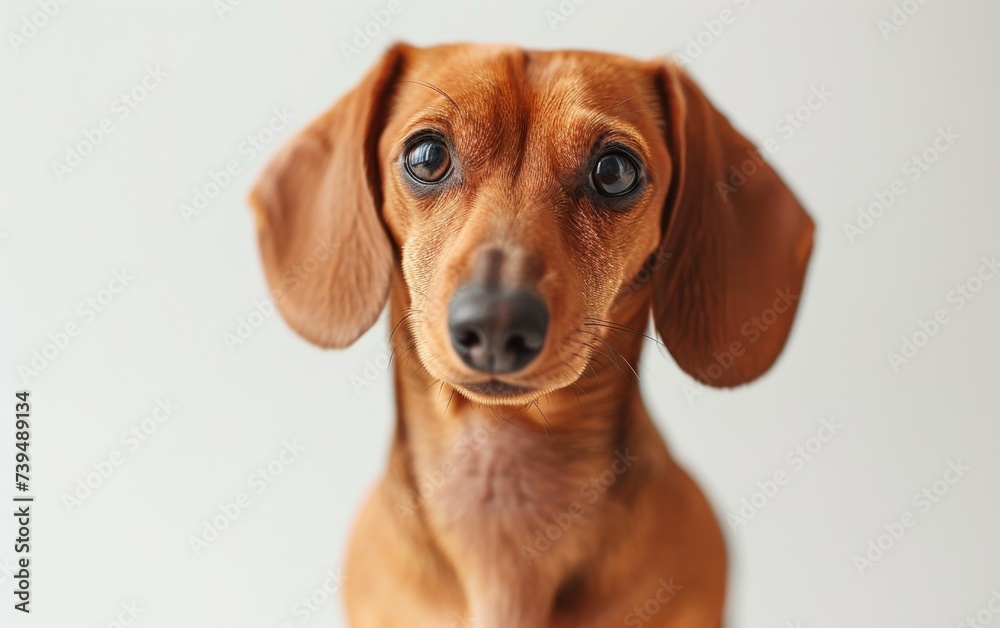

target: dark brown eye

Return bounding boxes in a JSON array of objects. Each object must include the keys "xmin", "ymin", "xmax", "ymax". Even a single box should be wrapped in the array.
[
  {"xmin": 405, "ymin": 138, "xmax": 452, "ymax": 183},
  {"xmin": 592, "ymin": 151, "xmax": 639, "ymax": 197}
]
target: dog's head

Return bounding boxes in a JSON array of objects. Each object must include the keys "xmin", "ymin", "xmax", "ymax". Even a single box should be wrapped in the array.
[{"xmin": 250, "ymin": 43, "xmax": 813, "ymax": 406}]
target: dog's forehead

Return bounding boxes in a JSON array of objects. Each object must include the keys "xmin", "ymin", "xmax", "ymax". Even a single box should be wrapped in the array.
[{"xmin": 413, "ymin": 46, "xmax": 645, "ymax": 100}]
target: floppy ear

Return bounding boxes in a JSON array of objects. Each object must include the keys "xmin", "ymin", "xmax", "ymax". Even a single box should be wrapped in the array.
[
  {"xmin": 651, "ymin": 61, "xmax": 814, "ymax": 387},
  {"xmin": 249, "ymin": 46, "xmax": 406, "ymax": 348}
]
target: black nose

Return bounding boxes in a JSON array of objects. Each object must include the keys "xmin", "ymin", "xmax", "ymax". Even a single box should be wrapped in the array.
[{"xmin": 448, "ymin": 286, "xmax": 549, "ymax": 374}]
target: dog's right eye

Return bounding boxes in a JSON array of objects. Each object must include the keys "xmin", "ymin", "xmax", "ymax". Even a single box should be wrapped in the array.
[
  {"xmin": 404, "ymin": 138, "xmax": 452, "ymax": 184},
  {"xmin": 592, "ymin": 151, "xmax": 639, "ymax": 197}
]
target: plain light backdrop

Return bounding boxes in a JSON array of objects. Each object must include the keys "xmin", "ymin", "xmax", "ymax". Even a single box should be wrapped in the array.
[{"xmin": 2, "ymin": 0, "xmax": 998, "ymax": 627}]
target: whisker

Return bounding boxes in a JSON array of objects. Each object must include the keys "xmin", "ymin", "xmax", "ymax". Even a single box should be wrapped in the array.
[
  {"xmin": 612, "ymin": 94, "xmax": 641, "ymax": 108},
  {"xmin": 584, "ymin": 318, "xmax": 666, "ymax": 349},
  {"xmin": 583, "ymin": 338, "xmax": 625, "ymax": 376},
  {"xmin": 401, "ymin": 80, "xmax": 461, "ymax": 112},
  {"xmin": 616, "ymin": 106, "xmax": 661, "ymax": 118},
  {"xmin": 603, "ymin": 337, "xmax": 641, "ymax": 381},
  {"xmin": 388, "ymin": 310, "xmax": 419, "ymax": 346},
  {"xmin": 393, "ymin": 343, "xmax": 420, "ymax": 371},
  {"xmin": 532, "ymin": 400, "xmax": 553, "ymax": 443},
  {"xmin": 568, "ymin": 339, "xmax": 603, "ymax": 384},
  {"xmin": 570, "ymin": 385, "xmax": 585, "ymax": 413},
  {"xmin": 585, "ymin": 332, "xmax": 639, "ymax": 381}
]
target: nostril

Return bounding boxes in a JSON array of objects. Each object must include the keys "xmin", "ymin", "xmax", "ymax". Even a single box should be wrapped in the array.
[
  {"xmin": 455, "ymin": 327, "xmax": 482, "ymax": 351},
  {"xmin": 504, "ymin": 328, "xmax": 545, "ymax": 355},
  {"xmin": 504, "ymin": 333, "xmax": 530, "ymax": 357}
]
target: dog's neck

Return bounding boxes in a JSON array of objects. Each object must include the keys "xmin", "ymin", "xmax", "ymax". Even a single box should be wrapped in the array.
[{"xmin": 383, "ymin": 274, "xmax": 666, "ymax": 626}]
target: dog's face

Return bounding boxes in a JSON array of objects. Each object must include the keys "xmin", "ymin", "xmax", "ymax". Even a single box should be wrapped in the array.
[
  {"xmin": 379, "ymin": 46, "xmax": 668, "ymax": 402},
  {"xmin": 250, "ymin": 43, "xmax": 813, "ymax": 406}
]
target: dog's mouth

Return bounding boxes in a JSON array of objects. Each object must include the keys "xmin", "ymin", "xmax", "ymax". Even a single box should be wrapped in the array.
[{"xmin": 460, "ymin": 379, "xmax": 535, "ymax": 397}]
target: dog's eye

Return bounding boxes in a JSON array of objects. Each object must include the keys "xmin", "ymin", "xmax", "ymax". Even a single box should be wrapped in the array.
[
  {"xmin": 405, "ymin": 138, "xmax": 452, "ymax": 184},
  {"xmin": 592, "ymin": 151, "xmax": 639, "ymax": 197}
]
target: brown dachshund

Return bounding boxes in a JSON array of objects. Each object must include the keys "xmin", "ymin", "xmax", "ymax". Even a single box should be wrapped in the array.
[{"xmin": 249, "ymin": 43, "xmax": 813, "ymax": 627}]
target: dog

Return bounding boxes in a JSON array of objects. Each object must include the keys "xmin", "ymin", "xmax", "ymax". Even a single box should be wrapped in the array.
[{"xmin": 249, "ymin": 42, "xmax": 813, "ymax": 627}]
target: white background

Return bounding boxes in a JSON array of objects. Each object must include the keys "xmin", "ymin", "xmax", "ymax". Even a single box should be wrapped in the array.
[{"xmin": 2, "ymin": 1, "xmax": 999, "ymax": 627}]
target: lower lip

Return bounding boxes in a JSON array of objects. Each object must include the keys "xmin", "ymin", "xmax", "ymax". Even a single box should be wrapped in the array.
[{"xmin": 463, "ymin": 380, "xmax": 534, "ymax": 396}]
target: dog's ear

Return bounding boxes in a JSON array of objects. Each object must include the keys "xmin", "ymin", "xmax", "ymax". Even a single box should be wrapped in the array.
[
  {"xmin": 650, "ymin": 61, "xmax": 814, "ymax": 387},
  {"xmin": 249, "ymin": 46, "xmax": 407, "ymax": 348}
]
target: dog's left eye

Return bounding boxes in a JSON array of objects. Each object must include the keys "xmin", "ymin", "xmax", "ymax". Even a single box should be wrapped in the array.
[
  {"xmin": 592, "ymin": 151, "xmax": 639, "ymax": 197},
  {"xmin": 405, "ymin": 138, "xmax": 452, "ymax": 184}
]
